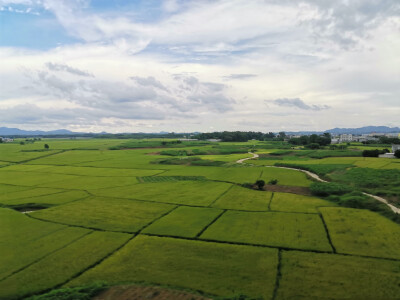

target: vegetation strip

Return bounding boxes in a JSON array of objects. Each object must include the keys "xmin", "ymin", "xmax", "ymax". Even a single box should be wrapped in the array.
[
  {"xmin": 195, "ymin": 210, "xmax": 226, "ymax": 238},
  {"xmin": 317, "ymin": 211, "xmax": 337, "ymax": 253},
  {"xmin": 207, "ymin": 185, "xmax": 234, "ymax": 207},
  {"xmin": 268, "ymin": 192, "xmax": 274, "ymax": 210},
  {"xmin": 271, "ymin": 249, "xmax": 282, "ymax": 300}
]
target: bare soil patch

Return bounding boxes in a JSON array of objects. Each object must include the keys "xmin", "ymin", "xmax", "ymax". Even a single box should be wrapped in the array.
[
  {"xmin": 262, "ymin": 184, "xmax": 311, "ymax": 196},
  {"xmin": 93, "ymin": 285, "xmax": 211, "ymax": 300}
]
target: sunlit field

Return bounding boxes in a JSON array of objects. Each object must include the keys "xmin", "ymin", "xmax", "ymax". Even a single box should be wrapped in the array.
[{"xmin": 1, "ymin": 138, "xmax": 399, "ymax": 299}]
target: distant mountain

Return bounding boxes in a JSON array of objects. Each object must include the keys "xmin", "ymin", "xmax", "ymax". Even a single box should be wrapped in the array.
[
  {"xmin": 285, "ymin": 126, "xmax": 400, "ymax": 135},
  {"xmin": 325, "ymin": 126, "xmax": 400, "ymax": 135},
  {"xmin": 0, "ymin": 127, "xmax": 78, "ymax": 136}
]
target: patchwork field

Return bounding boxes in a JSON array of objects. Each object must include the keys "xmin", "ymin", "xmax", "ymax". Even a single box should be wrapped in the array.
[{"xmin": 1, "ymin": 138, "xmax": 399, "ymax": 299}]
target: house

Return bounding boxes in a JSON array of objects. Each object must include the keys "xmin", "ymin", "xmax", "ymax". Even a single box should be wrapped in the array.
[
  {"xmin": 339, "ymin": 134, "xmax": 353, "ymax": 143},
  {"xmin": 0, "ymin": 137, "xmax": 14, "ymax": 143}
]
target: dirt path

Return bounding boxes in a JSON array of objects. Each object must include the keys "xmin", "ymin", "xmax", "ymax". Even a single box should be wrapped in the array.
[
  {"xmin": 237, "ymin": 153, "xmax": 400, "ymax": 214},
  {"xmin": 236, "ymin": 152, "xmax": 259, "ymax": 163}
]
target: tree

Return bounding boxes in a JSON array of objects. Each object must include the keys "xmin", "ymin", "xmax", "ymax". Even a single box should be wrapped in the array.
[
  {"xmin": 255, "ymin": 180, "xmax": 265, "ymax": 190},
  {"xmin": 395, "ymin": 150, "xmax": 400, "ymax": 159},
  {"xmin": 44, "ymin": 144, "xmax": 49, "ymax": 149}
]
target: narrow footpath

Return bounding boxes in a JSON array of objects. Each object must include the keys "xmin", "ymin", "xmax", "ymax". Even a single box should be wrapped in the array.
[{"xmin": 237, "ymin": 152, "xmax": 400, "ymax": 214}]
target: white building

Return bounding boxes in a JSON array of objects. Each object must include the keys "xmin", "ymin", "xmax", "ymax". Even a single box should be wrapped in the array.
[
  {"xmin": 339, "ymin": 134, "xmax": 353, "ymax": 143},
  {"xmin": 0, "ymin": 137, "xmax": 14, "ymax": 143}
]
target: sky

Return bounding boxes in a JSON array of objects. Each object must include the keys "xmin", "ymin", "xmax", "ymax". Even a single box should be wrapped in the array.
[{"xmin": 0, "ymin": 0, "xmax": 399, "ymax": 133}]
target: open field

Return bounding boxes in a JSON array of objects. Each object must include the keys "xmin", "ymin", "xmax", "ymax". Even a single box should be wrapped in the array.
[
  {"xmin": 91, "ymin": 181, "xmax": 233, "ymax": 206},
  {"xmin": 320, "ymin": 207, "xmax": 400, "ymax": 259},
  {"xmin": 31, "ymin": 197, "xmax": 175, "ymax": 232},
  {"xmin": 277, "ymin": 250, "xmax": 400, "ymax": 300},
  {"xmin": 1, "ymin": 138, "xmax": 399, "ymax": 299},
  {"xmin": 270, "ymin": 192, "xmax": 336, "ymax": 213},
  {"xmin": 200, "ymin": 210, "xmax": 333, "ymax": 251},
  {"xmin": 67, "ymin": 235, "xmax": 279, "ymax": 299}
]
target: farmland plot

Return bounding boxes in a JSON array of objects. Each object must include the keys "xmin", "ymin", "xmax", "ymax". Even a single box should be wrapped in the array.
[
  {"xmin": 67, "ymin": 235, "xmax": 279, "ymax": 299},
  {"xmin": 1, "ymin": 190, "xmax": 89, "ymax": 206},
  {"xmin": 200, "ymin": 211, "xmax": 332, "ymax": 251},
  {"xmin": 0, "ymin": 208, "xmax": 89, "ymax": 281},
  {"xmin": 158, "ymin": 166, "xmax": 263, "ymax": 184},
  {"xmin": 0, "ymin": 171, "xmax": 78, "ymax": 187},
  {"xmin": 320, "ymin": 207, "xmax": 400, "ymax": 259},
  {"xmin": 31, "ymin": 197, "xmax": 175, "ymax": 232},
  {"xmin": 277, "ymin": 250, "xmax": 400, "ymax": 300},
  {"xmin": 91, "ymin": 181, "xmax": 233, "ymax": 206},
  {"xmin": 270, "ymin": 192, "xmax": 336, "ymax": 213},
  {"xmin": 142, "ymin": 206, "xmax": 223, "ymax": 238},
  {"xmin": 0, "ymin": 187, "xmax": 63, "ymax": 203},
  {"xmin": 0, "ymin": 231, "xmax": 131, "ymax": 300},
  {"xmin": 211, "ymin": 185, "xmax": 272, "ymax": 211},
  {"xmin": 38, "ymin": 175, "xmax": 139, "ymax": 190}
]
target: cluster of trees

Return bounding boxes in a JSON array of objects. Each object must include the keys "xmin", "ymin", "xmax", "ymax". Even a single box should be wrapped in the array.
[
  {"xmin": 362, "ymin": 136, "xmax": 400, "ymax": 145},
  {"xmin": 362, "ymin": 149, "xmax": 389, "ymax": 157},
  {"xmin": 288, "ymin": 133, "xmax": 331, "ymax": 148},
  {"xmin": 194, "ymin": 131, "xmax": 286, "ymax": 142}
]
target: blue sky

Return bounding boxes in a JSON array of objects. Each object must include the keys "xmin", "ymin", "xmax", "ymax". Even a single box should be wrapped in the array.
[{"xmin": 0, "ymin": 0, "xmax": 399, "ymax": 133}]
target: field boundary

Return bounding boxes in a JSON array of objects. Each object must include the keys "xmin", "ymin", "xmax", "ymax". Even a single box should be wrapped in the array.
[
  {"xmin": 271, "ymin": 249, "xmax": 282, "ymax": 300},
  {"xmin": 317, "ymin": 209, "xmax": 337, "ymax": 253},
  {"xmin": 208, "ymin": 185, "xmax": 234, "ymax": 207},
  {"xmin": 195, "ymin": 210, "xmax": 226, "ymax": 238},
  {"xmin": 0, "ymin": 230, "xmax": 92, "ymax": 283}
]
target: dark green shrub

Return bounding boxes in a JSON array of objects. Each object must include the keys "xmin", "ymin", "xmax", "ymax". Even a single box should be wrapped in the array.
[
  {"xmin": 268, "ymin": 179, "xmax": 278, "ymax": 185},
  {"xmin": 310, "ymin": 182, "xmax": 352, "ymax": 197},
  {"xmin": 255, "ymin": 180, "xmax": 265, "ymax": 190},
  {"xmin": 395, "ymin": 149, "xmax": 400, "ymax": 158},
  {"xmin": 362, "ymin": 149, "xmax": 380, "ymax": 157}
]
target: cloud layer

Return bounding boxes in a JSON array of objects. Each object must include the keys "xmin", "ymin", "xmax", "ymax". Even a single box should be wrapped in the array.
[{"xmin": 0, "ymin": 0, "xmax": 399, "ymax": 132}]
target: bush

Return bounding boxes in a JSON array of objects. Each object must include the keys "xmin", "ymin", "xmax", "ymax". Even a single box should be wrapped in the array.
[
  {"xmin": 255, "ymin": 180, "xmax": 265, "ymax": 190},
  {"xmin": 268, "ymin": 179, "xmax": 278, "ymax": 185},
  {"xmin": 310, "ymin": 182, "xmax": 352, "ymax": 197},
  {"xmin": 362, "ymin": 149, "xmax": 381, "ymax": 157},
  {"xmin": 395, "ymin": 150, "xmax": 400, "ymax": 159}
]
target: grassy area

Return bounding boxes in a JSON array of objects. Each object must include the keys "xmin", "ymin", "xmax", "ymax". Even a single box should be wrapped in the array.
[
  {"xmin": 0, "ymin": 190, "xmax": 88, "ymax": 207},
  {"xmin": 270, "ymin": 192, "xmax": 336, "ymax": 213},
  {"xmin": 277, "ymin": 250, "xmax": 400, "ymax": 300},
  {"xmin": 200, "ymin": 211, "xmax": 332, "ymax": 251},
  {"xmin": 0, "ymin": 208, "xmax": 90, "ymax": 280},
  {"xmin": 1, "ymin": 138, "xmax": 400, "ymax": 299},
  {"xmin": 211, "ymin": 185, "xmax": 272, "ymax": 211},
  {"xmin": 320, "ymin": 207, "xmax": 400, "ymax": 259},
  {"xmin": 92, "ymin": 181, "xmax": 233, "ymax": 206},
  {"xmin": 0, "ymin": 231, "xmax": 130, "ymax": 300},
  {"xmin": 67, "ymin": 235, "xmax": 279, "ymax": 299},
  {"xmin": 142, "ymin": 206, "xmax": 223, "ymax": 238},
  {"xmin": 330, "ymin": 167, "xmax": 400, "ymax": 202},
  {"xmin": 31, "ymin": 197, "xmax": 175, "ymax": 232}
]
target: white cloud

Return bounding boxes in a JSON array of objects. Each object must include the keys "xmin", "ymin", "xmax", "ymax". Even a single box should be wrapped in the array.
[{"xmin": 0, "ymin": 0, "xmax": 398, "ymax": 132}]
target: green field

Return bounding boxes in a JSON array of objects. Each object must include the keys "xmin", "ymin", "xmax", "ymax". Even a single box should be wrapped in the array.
[
  {"xmin": 277, "ymin": 250, "xmax": 400, "ymax": 300},
  {"xmin": 1, "ymin": 138, "xmax": 399, "ymax": 299},
  {"xmin": 320, "ymin": 207, "xmax": 400, "ymax": 259},
  {"xmin": 200, "ymin": 210, "xmax": 332, "ymax": 251},
  {"xmin": 211, "ymin": 185, "xmax": 272, "ymax": 211},
  {"xmin": 270, "ymin": 192, "xmax": 336, "ymax": 213},
  {"xmin": 31, "ymin": 197, "xmax": 175, "ymax": 232},
  {"xmin": 67, "ymin": 235, "xmax": 279, "ymax": 299},
  {"xmin": 142, "ymin": 206, "xmax": 223, "ymax": 238}
]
